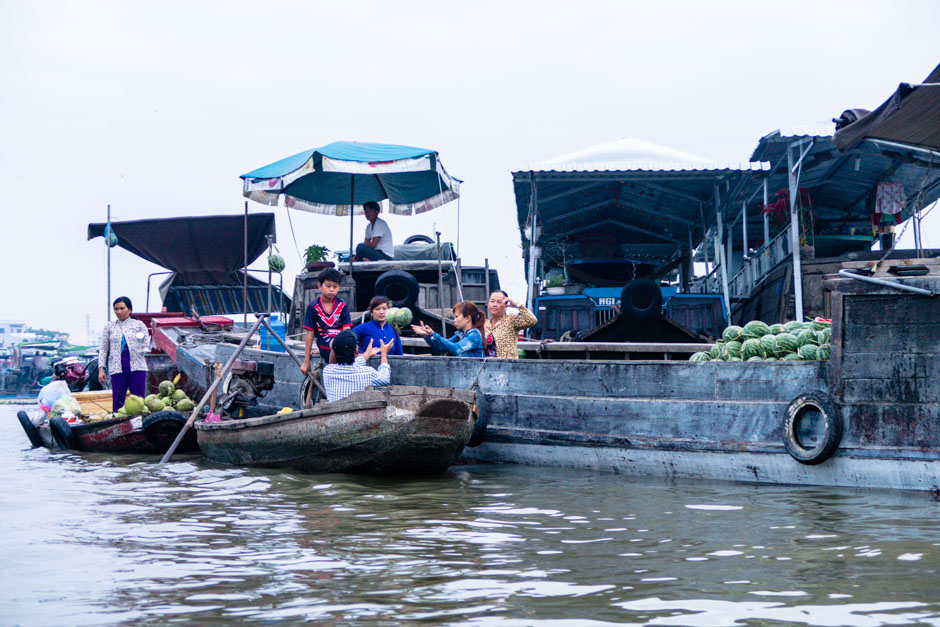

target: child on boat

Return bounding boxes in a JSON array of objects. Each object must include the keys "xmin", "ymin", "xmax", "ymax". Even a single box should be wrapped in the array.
[
  {"xmin": 301, "ymin": 268, "xmax": 353, "ymax": 375},
  {"xmin": 322, "ymin": 330, "xmax": 393, "ymax": 402}
]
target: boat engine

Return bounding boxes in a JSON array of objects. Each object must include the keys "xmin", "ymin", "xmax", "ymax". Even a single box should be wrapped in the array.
[{"xmin": 219, "ymin": 360, "xmax": 275, "ymax": 415}]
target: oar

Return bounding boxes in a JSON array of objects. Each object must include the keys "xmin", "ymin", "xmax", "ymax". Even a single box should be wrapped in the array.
[{"xmin": 159, "ymin": 314, "xmax": 267, "ymax": 464}]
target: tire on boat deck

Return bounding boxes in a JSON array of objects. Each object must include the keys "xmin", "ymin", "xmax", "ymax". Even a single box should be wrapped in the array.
[
  {"xmin": 619, "ymin": 279, "xmax": 663, "ymax": 320},
  {"xmin": 143, "ymin": 410, "xmax": 198, "ymax": 453},
  {"xmin": 17, "ymin": 410, "xmax": 43, "ymax": 448},
  {"xmin": 783, "ymin": 392, "xmax": 842, "ymax": 465},
  {"xmin": 374, "ymin": 270, "xmax": 419, "ymax": 308},
  {"xmin": 50, "ymin": 416, "xmax": 80, "ymax": 450}
]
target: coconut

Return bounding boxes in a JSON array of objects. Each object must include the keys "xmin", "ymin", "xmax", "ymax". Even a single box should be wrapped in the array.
[
  {"xmin": 175, "ymin": 399, "xmax": 194, "ymax": 411},
  {"xmin": 172, "ymin": 389, "xmax": 187, "ymax": 401},
  {"xmin": 158, "ymin": 380, "xmax": 175, "ymax": 396},
  {"xmin": 144, "ymin": 393, "xmax": 158, "ymax": 405},
  {"xmin": 146, "ymin": 397, "xmax": 166, "ymax": 413},
  {"xmin": 123, "ymin": 394, "xmax": 145, "ymax": 415}
]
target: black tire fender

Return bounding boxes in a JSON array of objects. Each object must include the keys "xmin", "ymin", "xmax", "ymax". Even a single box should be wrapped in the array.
[
  {"xmin": 143, "ymin": 410, "xmax": 197, "ymax": 453},
  {"xmin": 374, "ymin": 270, "xmax": 420, "ymax": 308},
  {"xmin": 783, "ymin": 392, "xmax": 842, "ymax": 465},
  {"xmin": 620, "ymin": 279, "xmax": 663, "ymax": 320},
  {"xmin": 404, "ymin": 234, "xmax": 434, "ymax": 244},
  {"xmin": 17, "ymin": 411, "xmax": 43, "ymax": 448},
  {"xmin": 466, "ymin": 402, "xmax": 487, "ymax": 448},
  {"xmin": 50, "ymin": 416, "xmax": 80, "ymax": 450},
  {"xmin": 299, "ymin": 375, "xmax": 324, "ymax": 407}
]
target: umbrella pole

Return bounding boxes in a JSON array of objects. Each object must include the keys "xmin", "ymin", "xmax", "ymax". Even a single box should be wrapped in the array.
[
  {"xmin": 243, "ymin": 200, "xmax": 248, "ymax": 329},
  {"xmin": 348, "ymin": 179, "xmax": 354, "ymax": 277},
  {"xmin": 106, "ymin": 204, "xmax": 111, "ymax": 321},
  {"xmin": 436, "ymin": 230, "xmax": 445, "ymax": 336},
  {"xmin": 266, "ymin": 234, "xmax": 273, "ymax": 349}
]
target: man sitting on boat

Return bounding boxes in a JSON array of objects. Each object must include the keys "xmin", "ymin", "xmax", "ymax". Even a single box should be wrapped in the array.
[
  {"xmin": 322, "ymin": 330, "xmax": 393, "ymax": 402},
  {"xmin": 354, "ymin": 201, "xmax": 394, "ymax": 261}
]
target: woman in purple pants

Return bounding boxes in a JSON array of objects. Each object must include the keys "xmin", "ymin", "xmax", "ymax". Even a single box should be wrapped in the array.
[{"xmin": 98, "ymin": 297, "xmax": 150, "ymax": 412}]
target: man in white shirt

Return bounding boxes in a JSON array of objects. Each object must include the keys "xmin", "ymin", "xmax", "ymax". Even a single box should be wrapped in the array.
[{"xmin": 354, "ymin": 201, "xmax": 394, "ymax": 261}]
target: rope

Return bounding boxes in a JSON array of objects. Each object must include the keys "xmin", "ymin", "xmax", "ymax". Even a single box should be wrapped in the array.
[
  {"xmin": 284, "ymin": 206, "xmax": 303, "ymax": 264},
  {"xmin": 466, "ymin": 357, "xmax": 488, "ymax": 391}
]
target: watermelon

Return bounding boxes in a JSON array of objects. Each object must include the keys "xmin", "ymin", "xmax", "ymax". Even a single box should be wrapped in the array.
[
  {"xmin": 812, "ymin": 318, "xmax": 832, "ymax": 331},
  {"xmin": 742, "ymin": 338, "xmax": 762, "ymax": 360},
  {"xmin": 797, "ymin": 328, "xmax": 818, "ymax": 348},
  {"xmin": 759, "ymin": 334, "xmax": 778, "ymax": 357},
  {"xmin": 385, "ymin": 307, "xmax": 400, "ymax": 325},
  {"xmin": 769, "ymin": 324, "xmax": 785, "ymax": 335},
  {"xmin": 689, "ymin": 352, "xmax": 711, "ymax": 362},
  {"xmin": 743, "ymin": 320, "xmax": 772, "ymax": 339},
  {"xmin": 268, "ymin": 254, "xmax": 286, "ymax": 273},
  {"xmin": 820, "ymin": 328, "xmax": 831, "ymax": 343},
  {"xmin": 783, "ymin": 320, "xmax": 804, "ymax": 333},
  {"xmin": 798, "ymin": 344, "xmax": 819, "ymax": 360},
  {"xmin": 782, "ymin": 352, "xmax": 802, "ymax": 361},
  {"xmin": 775, "ymin": 333, "xmax": 799, "ymax": 355},
  {"xmin": 709, "ymin": 342, "xmax": 724, "ymax": 360},
  {"xmin": 764, "ymin": 356, "xmax": 779, "ymax": 361},
  {"xmin": 728, "ymin": 356, "xmax": 743, "ymax": 362},
  {"xmin": 722, "ymin": 325, "xmax": 744, "ymax": 343},
  {"xmin": 746, "ymin": 356, "xmax": 763, "ymax": 362},
  {"xmin": 397, "ymin": 307, "xmax": 413, "ymax": 326},
  {"xmin": 724, "ymin": 341, "xmax": 743, "ymax": 359},
  {"xmin": 817, "ymin": 344, "xmax": 831, "ymax": 360}
]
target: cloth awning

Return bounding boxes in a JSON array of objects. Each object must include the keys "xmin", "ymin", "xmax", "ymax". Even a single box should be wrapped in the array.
[{"xmin": 833, "ymin": 63, "xmax": 940, "ymax": 153}]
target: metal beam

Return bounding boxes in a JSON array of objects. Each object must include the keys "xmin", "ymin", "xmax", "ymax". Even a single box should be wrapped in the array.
[
  {"xmin": 565, "ymin": 219, "xmax": 680, "ymax": 243},
  {"xmin": 536, "ymin": 182, "xmax": 606, "ymax": 204}
]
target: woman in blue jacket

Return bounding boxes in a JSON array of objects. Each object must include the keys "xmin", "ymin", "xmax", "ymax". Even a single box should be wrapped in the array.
[
  {"xmin": 411, "ymin": 301, "xmax": 485, "ymax": 358},
  {"xmin": 354, "ymin": 297, "xmax": 403, "ymax": 356}
]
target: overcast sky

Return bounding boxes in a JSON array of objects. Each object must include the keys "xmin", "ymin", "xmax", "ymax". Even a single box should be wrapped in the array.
[{"xmin": 1, "ymin": 1, "xmax": 937, "ymax": 343}]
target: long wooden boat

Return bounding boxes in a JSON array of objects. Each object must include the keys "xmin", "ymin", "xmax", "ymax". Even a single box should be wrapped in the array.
[
  {"xmin": 195, "ymin": 385, "xmax": 476, "ymax": 474},
  {"xmin": 17, "ymin": 409, "xmax": 199, "ymax": 455}
]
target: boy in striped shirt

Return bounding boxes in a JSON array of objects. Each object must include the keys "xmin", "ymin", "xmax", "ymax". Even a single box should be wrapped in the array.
[{"xmin": 301, "ymin": 268, "xmax": 353, "ymax": 375}]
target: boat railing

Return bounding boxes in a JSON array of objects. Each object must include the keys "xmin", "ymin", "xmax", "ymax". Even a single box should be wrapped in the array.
[{"xmin": 691, "ymin": 226, "xmax": 791, "ymax": 299}]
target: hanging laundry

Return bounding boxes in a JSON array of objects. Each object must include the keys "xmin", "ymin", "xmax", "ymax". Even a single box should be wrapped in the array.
[{"xmin": 875, "ymin": 182, "xmax": 905, "ymax": 215}]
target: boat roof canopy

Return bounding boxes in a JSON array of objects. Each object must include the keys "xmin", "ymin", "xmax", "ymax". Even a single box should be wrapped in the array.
[{"xmin": 512, "ymin": 137, "xmax": 768, "ymax": 278}]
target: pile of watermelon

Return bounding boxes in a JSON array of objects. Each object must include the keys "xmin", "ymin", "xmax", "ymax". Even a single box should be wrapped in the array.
[
  {"xmin": 385, "ymin": 307, "xmax": 414, "ymax": 328},
  {"xmin": 689, "ymin": 318, "xmax": 831, "ymax": 362}
]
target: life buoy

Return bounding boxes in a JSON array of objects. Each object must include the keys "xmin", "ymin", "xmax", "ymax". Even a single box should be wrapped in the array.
[
  {"xmin": 619, "ymin": 279, "xmax": 663, "ymax": 320},
  {"xmin": 17, "ymin": 411, "xmax": 43, "ymax": 448},
  {"xmin": 50, "ymin": 416, "xmax": 80, "ymax": 450},
  {"xmin": 143, "ymin": 410, "xmax": 197, "ymax": 453},
  {"xmin": 404, "ymin": 234, "xmax": 434, "ymax": 244},
  {"xmin": 374, "ymin": 270, "xmax": 419, "ymax": 308},
  {"xmin": 783, "ymin": 392, "xmax": 842, "ymax": 465}
]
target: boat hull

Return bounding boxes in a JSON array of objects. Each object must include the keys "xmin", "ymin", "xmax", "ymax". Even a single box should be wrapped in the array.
[
  {"xmin": 20, "ymin": 411, "xmax": 199, "ymax": 455},
  {"xmin": 195, "ymin": 386, "xmax": 475, "ymax": 474}
]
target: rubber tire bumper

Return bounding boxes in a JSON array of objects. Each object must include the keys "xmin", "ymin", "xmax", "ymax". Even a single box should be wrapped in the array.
[
  {"xmin": 50, "ymin": 416, "xmax": 80, "ymax": 450},
  {"xmin": 620, "ymin": 279, "xmax": 663, "ymax": 320},
  {"xmin": 144, "ymin": 410, "xmax": 198, "ymax": 453},
  {"xmin": 404, "ymin": 234, "xmax": 434, "ymax": 244},
  {"xmin": 374, "ymin": 270, "xmax": 420, "ymax": 308},
  {"xmin": 17, "ymin": 411, "xmax": 43, "ymax": 448},
  {"xmin": 783, "ymin": 392, "xmax": 842, "ymax": 465},
  {"xmin": 466, "ymin": 396, "xmax": 487, "ymax": 447}
]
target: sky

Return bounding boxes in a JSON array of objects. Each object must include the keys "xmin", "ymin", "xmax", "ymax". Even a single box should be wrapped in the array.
[{"xmin": 1, "ymin": 1, "xmax": 937, "ymax": 343}]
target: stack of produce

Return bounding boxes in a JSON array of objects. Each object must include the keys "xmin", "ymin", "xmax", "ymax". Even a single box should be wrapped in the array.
[
  {"xmin": 689, "ymin": 318, "xmax": 831, "ymax": 362},
  {"xmin": 86, "ymin": 374, "xmax": 194, "ymax": 422},
  {"xmin": 385, "ymin": 307, "xmax": 414, "ymax": 329}
]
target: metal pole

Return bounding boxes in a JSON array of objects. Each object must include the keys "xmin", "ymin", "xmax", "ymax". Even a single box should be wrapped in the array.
[
  {"xmin": 837, "ymin": 269, "xmax": 936, "ymax": 296},
  {"xmin": 762, "ymin": 178, "xmax": 770, "ymax": 249},
  {"xmin": 699, "ymin": 201, "xmax": 710, "ymax": 276},
  {"xmin": 348, "ymin": 179, "xmax": 355, "ymax": 277},
  {"xmin": 243, "ymin": 200, "xmax": 248, "ymax": 329},
  {"xmin": 436, "ymin": 230, "xmax": 445, "ymax": 335},
  {"xmin": 742, "ymin": 200, "xmax": 748, "ymax": 260},
  {"xmin": 266, "ymin": 235, "xmax": 273, "ymax": 349},
  {"xmin": 484, "ymin": 258, "xmax": 490, "ymax": 301},
  {"xmin": 526, "ymin": 175, "xmax": 539, "ymax": 311},
  {"xmin": 787, "ymin": 143, "xmax": 805, "ymax": 321},
  {"xmin": 159, "ymin": 314, "xmax": 268, "ymax": 464},
  {"xmin": 107, "ymin": 204, "xmax": 111, "ymax": 321},
  {"xmin": 714, "ymin": 184, "xmax": 731, "ymax": 317}
]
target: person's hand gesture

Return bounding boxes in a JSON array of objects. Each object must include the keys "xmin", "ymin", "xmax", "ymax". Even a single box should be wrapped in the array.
[
  {"xmin": 379, "ymin": 338, "xmax": 394, "ymax": 356},
  {"xmin": 410, "ymin": 321, "xmax": 433, "ymax": 337},
  {"xmin": 362, "ymin": 338, "xmax": 379, "ymax": 361},
  {"xmin": 505, "ymin": 296, "xmax": 517, "ymax": 308}
]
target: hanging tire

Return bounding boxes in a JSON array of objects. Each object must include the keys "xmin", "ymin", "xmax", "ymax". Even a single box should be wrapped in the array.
[
  {"xmin": 783, "ymin": 392, "xmax": 842, "ymax": 465},
  {"xmin": 50, "ymin": 416, "xmax": 80, "ymax": 450},
  {"xmin": 404, "ymin": 234, "xmax": 434, "ymax": 244},
  {"xmin": 299, "ymin": 375, "xmax": 324, "ymax": 407},
  {"xmin": 143, "ymin": 410, "xmax": 198, "ymax": 453},
  {"xmin": 620, "ymin": 279, "xmax": 663, "ymax": 320},
  {"xmin": 374, "ymin": 270, "xmax": 419, "ymax": 308},
  {"xmin": 466, "ymin": 404, "xmax": 487, "ymax": 447},
  {"xmin": 17, "ymin": 411, "xmax": 43, "ymax": 448}
]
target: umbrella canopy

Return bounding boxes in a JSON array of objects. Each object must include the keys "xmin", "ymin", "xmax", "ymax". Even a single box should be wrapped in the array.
[{"xmin": 240, "ymin": 141, "xmax": 460, "ymax": 216}]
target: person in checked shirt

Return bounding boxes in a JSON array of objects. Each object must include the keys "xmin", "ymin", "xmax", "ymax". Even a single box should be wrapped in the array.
[{"xmin": 322, "ymin": 330, "xmax": 393, "ymax": 402}]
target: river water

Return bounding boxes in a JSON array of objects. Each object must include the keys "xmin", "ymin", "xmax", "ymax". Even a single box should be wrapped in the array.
[{"xmin": 2, "ymin": 404, "xmax": 939, "ymax": 626}]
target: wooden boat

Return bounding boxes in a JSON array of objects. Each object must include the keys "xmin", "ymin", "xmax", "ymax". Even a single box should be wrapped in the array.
[
  {"xmin": 17, "ymin": 409, "xmax": 199, "ymax": 455},
  {"xmin": 195, "ymin": 385, "xmax": 476, "ymax": 474}
]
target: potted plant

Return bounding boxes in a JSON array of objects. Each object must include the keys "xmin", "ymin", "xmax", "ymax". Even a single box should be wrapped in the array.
[
  {"xmin": 304, "ymin": 245, "xmax": 333, "ymax": 272},
  {"xmin": 543, "ymin": 274, "xmax": 565, "ymax": 295}
]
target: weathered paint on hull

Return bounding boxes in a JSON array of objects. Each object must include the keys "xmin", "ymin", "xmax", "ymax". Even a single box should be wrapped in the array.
[{"xmin": 467, "ymin": 441, "xmax": 940, "ymax": 492}]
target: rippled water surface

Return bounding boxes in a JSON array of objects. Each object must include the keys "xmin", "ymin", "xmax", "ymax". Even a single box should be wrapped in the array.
[{"xmin": 2, "ymin": 404, "xmax": 939, "ymax": 626}]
